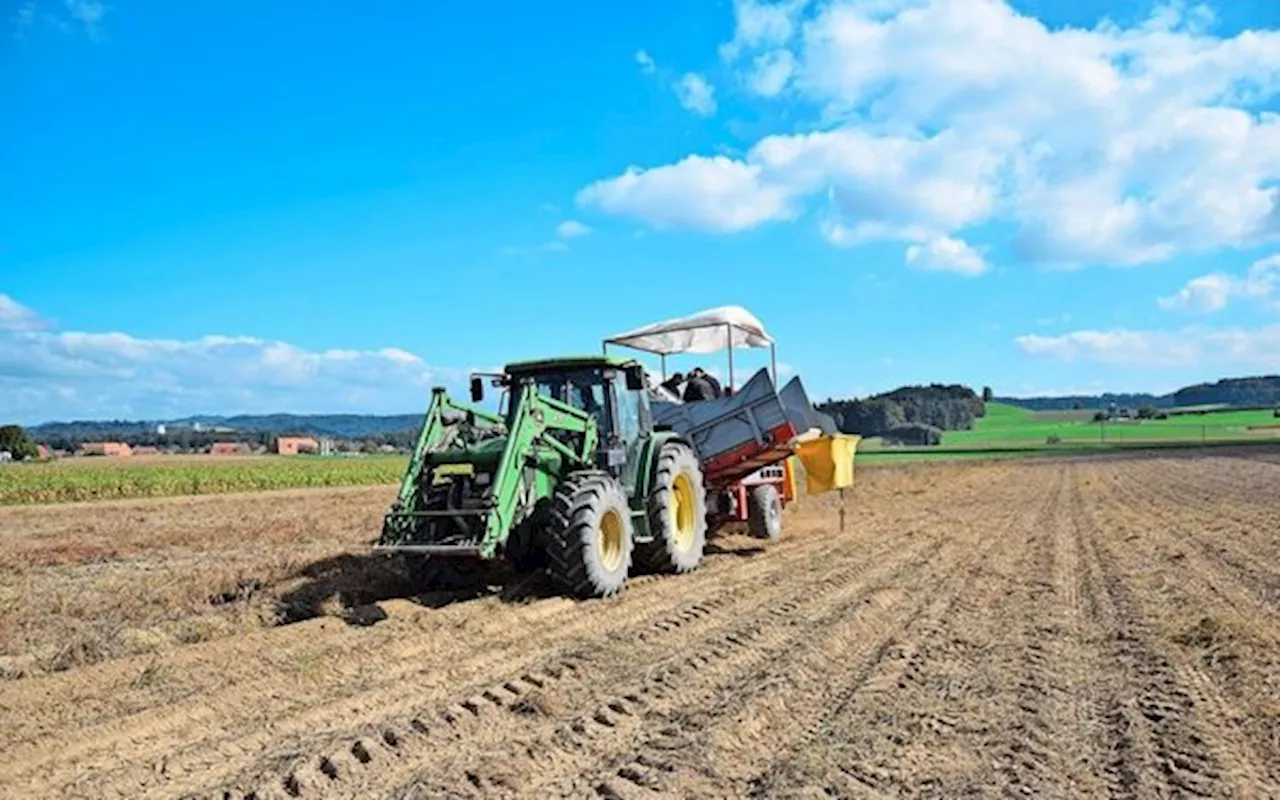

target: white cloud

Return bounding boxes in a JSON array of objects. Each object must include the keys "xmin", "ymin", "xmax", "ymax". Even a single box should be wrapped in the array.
[
  {"xmin": 581, "ymin": 126, "xmax": 1003, "ymax": 244},
  {"xmin": 500, "ymin": 241, "xmax": 570, "ymax": 258},
  {"xmin": 1157, "ymin": 273, "xmax": 1235, "ymax": 313},
  {"xmin": 0, "ymin": 294, "xmax": 44, "ymax": 332},
  {"xmin": 635, "ymin": 49, "xmax": 656, "ymax": 74},
  {"xmin": 12, "ymin": 2, "xmax": 35, "ymax": 36},
  {"xmin": 747, "ymin": 49, "xmax": 797, "ymax": 96},
  {"xmin": 904, "ymin": 236, "xmax": 988, "ymax": 275},
  {"xmin": 720, "ymin": 0, "xmax": 808, "ymax": 62},
  {"xmin": 556, "ymin": 219, "xmax": 592, "ymax": 239},
  {"xmin": 0, "ymin": 296, "xmax": 462, "ymax": 423},
  {"xmin": 675, "ymin": 72, "xmax": 718, "ymax": 116},
  {"xmin": 1034, "ymin": 313, "xmax": 1073, "ymax": 327},
  {"xmin": 503, "ymin": 221, "xmax": 592, "ymax": 258},
  {"xmin": 63, "ymin": 0, "xmax": 103, "ymax": 36},
  {"xmin": 576, "ymin": 154, "xmax": 795, "ymax": 233},
  {"xmin": 1158, "ymin": 253, "xmax": 1280, "ymax": 313},
  {"xmin": 1015, "ymin": 325, "xmax": 1280, "ymax": 369},
  {"xmin": 585, "ymin": 0, "xmax": 1280, "ymax": 269}
]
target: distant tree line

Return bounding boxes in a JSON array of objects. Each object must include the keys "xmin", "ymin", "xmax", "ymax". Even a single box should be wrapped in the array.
[
  {"xmin": 997, "ymin": 393, "xmax": 1170, "ymax": 411},
  {"xmin": 30, "ymin": 425, "xmax": 423, "ymax": 454},
  {"xmin": 998, "ymin": 375, "xmax": 1280, "ymax": 411},
  {"xmin": 1172, "ymin": 376, "xmax": 1280, "ymax": 408},
  {"xmin": 817, "ymin": 384, "xmax": 985, "ymax": 444},
  {"xmin": 26, "ymin": 413, "xmax": 428, "ymax": 454}
]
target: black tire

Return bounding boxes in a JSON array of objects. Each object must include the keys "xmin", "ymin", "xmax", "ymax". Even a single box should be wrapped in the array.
[
  {"xmin": 747, "ymin": 483, "xmax": 783, "ymax": 542},
  {"xmin": 636, "ymin": 441, "xmax": 707, "ymax": 574},
  {"xmin": 544, "ymin": 472, "xmax": 634, "ymax": 598}
]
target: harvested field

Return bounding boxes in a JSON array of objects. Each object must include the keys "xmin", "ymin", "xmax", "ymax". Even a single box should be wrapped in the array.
[{"xmin": 1, "ymin": 449, "xmax": 1279, "ymax": 798}]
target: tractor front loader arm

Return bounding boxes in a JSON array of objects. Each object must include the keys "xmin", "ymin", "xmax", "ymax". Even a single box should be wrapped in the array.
[
  {"xmin": 477, "ymin": 384, "xmax": 598, "ymax": 557},
  {"xmin": 380, "ymin": 387, "xmax": 503, "ymax": 545}
]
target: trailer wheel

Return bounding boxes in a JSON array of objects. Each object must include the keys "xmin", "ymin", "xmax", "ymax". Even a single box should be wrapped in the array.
[
  {"xmin": 545, "ymin": 472, "xmax": 634, "ymax": 598},
  {"xmin": 637, "ymin": 441, "xmax": 707, "ymax": 574},
  {"xmin": 747, "ymin": 483, "xmax": 783, "ymax": 542}
]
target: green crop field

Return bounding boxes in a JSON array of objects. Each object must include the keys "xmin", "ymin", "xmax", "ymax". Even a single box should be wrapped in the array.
[
  {"xmin": 0, "ymin": 455, "xmax": 408, "ymax": 505},
  {"xmin": 856, "ymin": 403, "xmax": 1280, "ymax": 463},
  {"xmin": 948, "ymin": 403, "xmax": 1280, "ymax": 447}
]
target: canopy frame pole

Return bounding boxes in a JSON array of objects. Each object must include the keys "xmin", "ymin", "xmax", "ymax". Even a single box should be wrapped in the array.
[
  {"xmin": 771, "ymin": 343, "xmax": 777, "ymax": 384},
  {"xmin": 726, "ymin": 323, "xmax": 734, "ymax": 394},
  {"xmin": 661, "ymin": 353, "xmax": 667, "ymax": 381}
]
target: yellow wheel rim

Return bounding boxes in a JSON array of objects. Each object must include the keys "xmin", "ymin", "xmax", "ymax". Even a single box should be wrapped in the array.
[
  {"xmin": 671, "ymin": 473, "xmax": 696, "ymax": 552},
  {"xmin": 597, "ymin": 508, "xmax": 625, "ymax": 572}
]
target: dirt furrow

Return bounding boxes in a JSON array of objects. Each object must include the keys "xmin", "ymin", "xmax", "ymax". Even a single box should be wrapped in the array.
[
  {"xmin": 1078, "ymin": 475, "xmax": 1270, "ymax": 798},
  {"xmin": 1085, "ymin": 468, "xmax": 1280, "ymax": 791},
  {"xmin": 4, "ymin": 503, "xmax": 908, "ymax": 797},
  {"xmin": 220, "ymin": 527, "xmax": 953, "ymax": 799},
  {"xmin": 4, "ymin": 456, "xmax": 1279, "ymax": 799},
  {"xmin": 726, "ymin": 464, "xmax": 1081, "ymax": 798}
]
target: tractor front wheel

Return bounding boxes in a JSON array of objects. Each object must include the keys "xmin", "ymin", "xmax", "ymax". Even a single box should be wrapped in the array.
[
  {"xmin": 637, "ymin": 441, "xmax": 707, "ymax": 574},
  {"xmin": 545, "ymin": 472, "xmax": 634, "ymax": 598},
  {"xmin": 747, "ymin": 483, "xmax": 783, "ymax": 542}
]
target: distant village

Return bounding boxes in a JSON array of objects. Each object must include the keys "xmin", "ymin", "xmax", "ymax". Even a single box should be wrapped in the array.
[{"xmin": 27, "ymin": 420, "xmax": 411, "ymax": 461}]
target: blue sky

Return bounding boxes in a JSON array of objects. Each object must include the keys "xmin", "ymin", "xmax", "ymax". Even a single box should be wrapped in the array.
[{"xmin": 3, "ymin": 0, "xmax": 1280, "ymax": 424}]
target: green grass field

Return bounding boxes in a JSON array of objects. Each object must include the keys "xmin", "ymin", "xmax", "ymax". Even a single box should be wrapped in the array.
[
  {"xmin": 0, "ymin": 455, "xmax": 408, "ymax": 505},
  {"xmin": 856, "ymin": 403, "xmax": 1280, "ymax": 463}
]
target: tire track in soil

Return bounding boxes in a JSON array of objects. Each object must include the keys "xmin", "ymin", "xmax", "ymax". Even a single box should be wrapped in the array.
[
  {"xmin": 152, "ymin": 509, "xmax": 957, "ymax": 800},
  {"xmin": 1084, "ymin": 463, "xmax": 1280, "ymax": 792},
  {"xmin": 224, "ymin": 529, "xmax": 953, "ymax": 800},
  {"xmin": 548, "ymin": 471, "xmax": 1057, "ymax": 800},
  {"xmin": 1076, "ymin": 471, "xmax": 1264, "ymax": 799},
  {"xmin": 1115, "ymin": 463, "xmax": 1280, "ymax": 612},
  {"xmin": 8, "ymin": 498, "xmax": 930, "ymax": 800},
  {"xmin": 497, "ymin": 542, "xmax": 973, "ymax": 800},
  {"xmin": 989, "ymin": 465, "xmax": 1107, "ymax": 799},
  {"xmin": 733, "ymin": 464, "xmax": 1077, "ymax": 799}
]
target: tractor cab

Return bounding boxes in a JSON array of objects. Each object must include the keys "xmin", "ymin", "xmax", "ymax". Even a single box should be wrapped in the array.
[{"xmin": 470, "ymin": 355, "xmax": 654, "ymax": 490}]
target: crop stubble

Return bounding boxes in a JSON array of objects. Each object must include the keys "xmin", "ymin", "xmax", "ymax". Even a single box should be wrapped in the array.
[{"xmin": 0, "ymin": 450, "xmax": 1277, "ymax": 798}]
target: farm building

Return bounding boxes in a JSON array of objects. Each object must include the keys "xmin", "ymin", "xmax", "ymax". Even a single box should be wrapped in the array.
[
  {"xmin": 274, "ymin": 436, "xmax": 319, "ymax": 455},
  {"xmin": 80, "ymin": 442, "xmax": 132, "ymax": 458},
  {"xmin": 132, "ymin": 446, "xmax": 160, "ymax": 456},
  {"xmin": 37, "ymin": 444, "xmax": 49, "ymax": 459},
  {"xmin": 210, "ymin": 442, "xmax": 246, "ymax": 456}
]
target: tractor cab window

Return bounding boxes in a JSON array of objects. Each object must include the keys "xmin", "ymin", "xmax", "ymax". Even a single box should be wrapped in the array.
[
  {"xmin": 567, "ymin": 380, "xmax": 608, "ymax": 434},
  {"xmin": 612, "ymin": 383, "xmax": 643, "ymax": 446},
  {"xmin": 533, "ymin": 370, "xmax": 610, "ymax": 436}
]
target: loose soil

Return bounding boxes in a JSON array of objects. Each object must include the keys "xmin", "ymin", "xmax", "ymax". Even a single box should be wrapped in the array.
[{"xmin": 1, "ymin": 449, "xmax": 1278, "ymax": 799}]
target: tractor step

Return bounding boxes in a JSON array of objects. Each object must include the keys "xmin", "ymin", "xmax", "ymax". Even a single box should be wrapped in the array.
[{"xmin": 372, "ymin": 544, "xmax": 483, "ymax": 557}]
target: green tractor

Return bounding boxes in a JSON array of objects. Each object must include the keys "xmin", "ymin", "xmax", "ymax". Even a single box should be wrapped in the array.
[{"xmin": 375, "ymin": 355, "xmax": 709, "ymax": 598}]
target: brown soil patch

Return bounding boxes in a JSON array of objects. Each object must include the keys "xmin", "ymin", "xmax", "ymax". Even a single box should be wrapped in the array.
[{"xmin": 1, "ymin": 450, "xmax": 1278, "ymax": 798}]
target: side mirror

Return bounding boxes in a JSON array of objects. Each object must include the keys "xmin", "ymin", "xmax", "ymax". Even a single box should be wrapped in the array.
[
  {"xmin": 469, "ymin": 376, "xmax": 484, "ymax": 403},
  {"xmin": 624, "ymin": 364, "xmax": 645, "ymax": 391}
]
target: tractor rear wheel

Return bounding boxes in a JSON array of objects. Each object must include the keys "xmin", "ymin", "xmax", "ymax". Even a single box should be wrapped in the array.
[
  {"xmin": 636, "ymin": 441, "xmax": 707, "ymax": 574},
  {"xmin": 747, "ymin": 483, "xmax": 783, "ymax": 542},
  {"xmin": 544, "ymin": 472, "xmax": 634, "ymax": 598}
]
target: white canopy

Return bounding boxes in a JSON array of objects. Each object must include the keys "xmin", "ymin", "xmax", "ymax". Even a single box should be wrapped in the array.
[{"xmin": 604, "ymin": 305, "xmax": 774, "ymax": 356}]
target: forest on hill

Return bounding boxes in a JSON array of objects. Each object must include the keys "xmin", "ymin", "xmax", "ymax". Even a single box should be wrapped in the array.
[
  {"xmin": 817, "ymin": 384, "xmax": 985, "ymax": 444},
  {"xmin": 997, "ymin": 375, "xmax": 1280, "ymax": 411}
]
